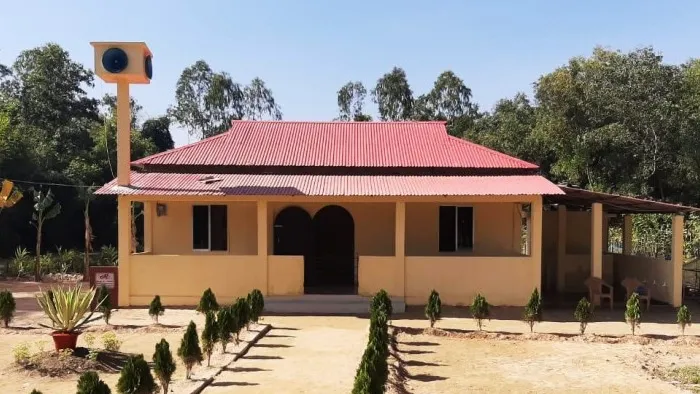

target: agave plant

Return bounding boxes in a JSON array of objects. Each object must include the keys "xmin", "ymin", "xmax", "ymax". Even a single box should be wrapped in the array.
[{"xmin": 36, "ymin": 285, "xmax": 100, "ymax": 333}]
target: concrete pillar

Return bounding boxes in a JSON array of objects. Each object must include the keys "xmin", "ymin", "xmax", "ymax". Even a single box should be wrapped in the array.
[
  {"xmin": 672, "ymin": 215, "xmax": 684, "ymax": 307},
  {"xmin": 622, "ymin": 215, "xmax": 633, "ymax": 255},
  {"xmin": 257, "ymin": 201, "xmax": 269, "ymax": 295},
  {"xmin": 395, "ymin": 202, "xmax": 406, "ymax": 298},
  {"xmin": 531, "ymin": 197, "xmax": 543, "ymax": 292},
  {"xmin": 556, "ymin": 205, "xmax": 567, "ymax": 292},
  {"xmin": 591, "ymin": 203, "xmax": 603, "ymax": 279},
  {"xmin": 116, "ymin": 82, "xmax": 131, "ymax": 186},
  {"xmin": 142, "ymin": 202, "xmax": 153, "ymax": 253},
  {"xmin": 117, "ymin": 196, "xmax": 131, "ymax": 306}
]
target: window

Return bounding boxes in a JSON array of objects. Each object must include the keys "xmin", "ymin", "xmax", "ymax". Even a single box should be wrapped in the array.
[
  {"xmin": 438, "ymin": 206, "xmax": 473, "ymax": 252},
  {"xmin": 193, "ymin": 205, "xmax": 228, "ymax": 251}
]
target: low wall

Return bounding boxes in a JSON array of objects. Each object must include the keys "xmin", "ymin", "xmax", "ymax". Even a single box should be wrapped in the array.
[
  {"xmin": 405, "ymin": 256, "xmax": 534, "ymax": 306},
  {"xmin": 129, "ymin": 254, "xmax": 265, "ymax": 305},
  {"xmin": 613, "ymin": 254, "xmax": 673, "ymax": 304},
  {"xmin": 358, "ymin": 256, "xmax": 403, "ymax": 297},
  {"xmin": 268, "ymin": 255, "xmax": 304, "ymax": 296}
]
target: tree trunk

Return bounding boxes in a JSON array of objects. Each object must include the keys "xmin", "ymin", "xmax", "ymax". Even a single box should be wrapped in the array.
[{"xmin": 35, "ymin": 221, "xmax": 42, "ymax": 282}]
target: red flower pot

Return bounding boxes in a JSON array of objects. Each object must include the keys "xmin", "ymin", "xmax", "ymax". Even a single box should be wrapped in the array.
[{"xmin": 51, "ymin": 331, "xmax": 80, "ymax": 351}]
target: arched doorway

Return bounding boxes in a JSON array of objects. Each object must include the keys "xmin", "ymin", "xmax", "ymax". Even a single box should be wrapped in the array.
[
  {"xmin": 273, "ymin": 206, "xmax": 312, "ymax": 256},
  {"xmin": 308, "ymin": 205, "xmax": 355, "ymax": 293}
]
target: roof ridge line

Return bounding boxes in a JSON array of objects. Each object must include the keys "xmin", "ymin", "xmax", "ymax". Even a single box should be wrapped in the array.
[
  {"xmin": 447, "ymin": 135, "xmax": 538, "ymax": 169},
  {"xmin": 230, "ymin": 120, "xmax": 447, "ymax": 124}
]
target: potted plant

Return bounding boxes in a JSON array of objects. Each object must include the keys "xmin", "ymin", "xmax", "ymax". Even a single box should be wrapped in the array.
[{"xmin": 36, "ymin": 285, "xmax": 101, "ymax": 351}]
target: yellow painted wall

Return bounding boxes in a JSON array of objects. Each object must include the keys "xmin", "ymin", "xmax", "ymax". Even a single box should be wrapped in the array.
[
  {"xmin": 152, "ymin": 201, "xmax": 257, "ymax": 255},
  {"xmin": 268, "ymin": 255, "xmax": 304, "ymax": 296},
  {"xmin": 405, "ymin": 256, "xmax": 534, "ymax": 306},
  {"xmin": 566, "ymin": 211, "xmax": 591, "ymax": 254},
  {"xmin": 358, "ymin": 256, "xmax": 403, "ymax": 297},
  {"xmin": 128, "ymin": 254, "xmax": 265, "ymax": 305},
  {"xmin": 613, "ymin": 254, "xmax": 673, "ymax": 304},
  {"xmin": 405, "ymin": 202, "xmax": 523, "ymax": 256}
]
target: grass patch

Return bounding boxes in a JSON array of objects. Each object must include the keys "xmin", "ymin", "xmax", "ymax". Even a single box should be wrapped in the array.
[{"xmin": 658, "ymin": 366, "xmax": 700, "ymax": 393}]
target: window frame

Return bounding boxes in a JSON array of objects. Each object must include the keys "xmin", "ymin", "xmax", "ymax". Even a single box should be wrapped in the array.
[
  {"xmin": 439, "ymin": 205, "xmax": 475, "ymax": 252},
  {"xmin": 192, "ymin": 204, "xmax": 228, "ymax": 252}
]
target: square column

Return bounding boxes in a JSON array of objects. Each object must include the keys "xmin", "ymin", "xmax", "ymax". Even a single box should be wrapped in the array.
[
  {"xmin": 257, "ymin": 201, "xmax": 269, "ymax": 295},
  {"xmin": 531, "ymin": 197, "xmax": 543, "ymax": 292},
  {"xmin": 622, "ymin": 215, "xmax": 633, "ymax": 255},
  {"xmin": 672, "ymin": 215, "xmax": 684, "ymax": 307},
  {"xmin": 591, "ymin": 203, "xmax": 603, "ymax": 279},
  {"xmin": 142, "ymin": 201, "xmax": 153, "ymax": 253},
  {"xmin": 395, "ymin": 202, "xmax": 406, "ymax": 297},
  {"xmin": 556, "ymin": 205, "xmax": 567, "ymax": 292},
  {"xmin": 117, "ymin": 196, "xmax": 132, "ymax": 306}
]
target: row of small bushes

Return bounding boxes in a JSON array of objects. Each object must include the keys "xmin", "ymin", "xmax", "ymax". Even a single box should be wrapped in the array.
[
  {"xmin": 6, "ymin": 245, "xmax": 118, "ymax": 278},
  {"xmin": 352, "ymin": 289, "xmax": 392, "ymax": 394}
]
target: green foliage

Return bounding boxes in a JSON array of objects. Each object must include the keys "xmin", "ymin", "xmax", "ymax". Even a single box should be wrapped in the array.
[
  {"xmin": 76, "ymin": 371, "xmax": 111, "ymax": 394},
  {"xmin": 352, "ymin": 290, "xmax": 391, "ymax": 394},
  {"xmin": 10, "ymin": 247, "xmax": 32, "ymax": 277},
  {"xmin": 246, "ymin": 289, "xmax": 264, "ymax": 324},
  {"xmin": 677, "ymin": 305, "xmax": 692, "ymax": 335},
  {"xmin": 12, "ymin": 342, "xmax": 30, "ymax": 364},
  {"xmin": 30, "ymin": 188, "xmax": 61, "ymax": 281},
  {"xmin": 337, "ymin": 81, "xmax": 370, "ymax": 121},
  {"xmin": 116, "ymin": 354, "xmax": 155, "ymax": 394},
  {"xmin": 0, "ymin": 289, "xmax": 16, "ymax": 327},
  {"xmin": 216, "ymin": 307, "xmax": 234, "ymax": 353},
  {"xmin": 177, "ymin": 321, "xmax": 203, "ymax": 379},
  {"xmin": 230, "ymin": 297, "xmax": 249, "ymax": 343},
  {"xmin": 523, "ymin": 288, "xmax": 542, "ymax": 333},
  {"xmin": 95, "ymin": 246, "xmax": 118, "ymax": 266},
  {"xmin": 148, "ymin": 295, "xmax": 164, "ymax": 324},
  {"xmin": 425, "ymin": 290, "xmax": 442, "ymax": 328},
  {"xmin": 101, "ymin": 331, "xmax": 122, "ymax": 352},
  {"xmin": 574, "ymin": 297, "xmax": 593, "ymax": 335},
  {"xmin": 35, "ymin": 285, "xmax": 97, "ymax": 333},
  {"xmin": 370, "ymin": 289, "xmax": 392, "ymax": 321},
  {"xmin": 470, "ymin": 294, "xmax": 490, "ymax": 331},
  {"xmin": 30, "ymin": 390, "xmax": 42, "ymax": 394},
  {"xmin": 141, "ymin": 116, "xmax": 174, "ymax": 153},
  {"xmin": 152, "ymin": 338, "xmax": 176, "ymax": 394},
  {"xmin": 372, "ymin": 67, "xmax": 414, "ymax": 121},
  {"xmin": 96, "ymin": 285, "xmax": 111, "ymax": 324},
  {"xmin": 625, "ymin": 293, "xmax": 642, "ymax": 335},
  {"xmin": 201, "ymin": 312, "xmax": 218, "ymax": 366},
  {"xmin": 196, "ymin": 288, "xmax": 219, "ymax": 314}
]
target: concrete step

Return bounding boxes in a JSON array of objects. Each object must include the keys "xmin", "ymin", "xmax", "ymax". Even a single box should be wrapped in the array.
[{"xmin": 265, "ymin": 294, "xmax": 406, "ymax": 315}]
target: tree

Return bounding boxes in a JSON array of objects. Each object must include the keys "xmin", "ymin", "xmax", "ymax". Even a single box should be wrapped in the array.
[
  {"xmin": 425, "ymin": 290, "xmax": 441, "ymax": 328},
  {"xmin": 149, "ymin": 295, "xmax": 165, "ymax": 324},
  {"xmin": 415, "ymin": 71, "xmax": 477, "ymax": 136},
  {"xmin": 246, "ymin": 289, "xmax": 264, "ymax": 324},
  {"xmin": 76, "ymin": 371, "xmax": 111, "ymax": 394},
  {"xmin": 152, "ymin": 338, "xmax": 176, "ymax": 393},
  {"xmin": 243, "ymin": 77, "xmax": 282, "ymax": 120},
  {"xmin": 230, "ymin": 297, "xmax": 249, "ymax": 343},
  {"xmin": 30, "ymin": 188, "xmax": 61, "ymax": 281},
  {"xmin": 96, "ymin": 284, "xmax": 112, "ymax": 324},
  {"xmin": 116, "ymin": 354, "xmax": 155, "ymax": 394},
  {"xmin": 523, "ymin": 288, "xmax": 542, "ymax": 333},
  {"xmin": 372, "ymin": 67, "xmax": 414, "ymax": 121},
  {"xmin": 337, "ymin": 81, "xmax": 370, "ymax": 121},
  {"xmin": 470, "ymin": 293, "xmax": 490, "ymax": 331},
  {"xmin": 141, "ymin": 116, "xmax": 174, "ymax": 152},
  {"xmin": 197, "ymin": 288, "xmax": 219, "ymax": 313},
  {"xmin": 217, "ymin": 307, "xmax": 233, "ymax": 353},
  {"xmin": 178, "ymin": 321, "xmax": 203, "ymax": 379},
  {"xmin": 625, "ymin": 293, "xmax": 641, "ymax": 335},
  {"xmin": 574, "ymin": 297, "xmax": 592, "ymax": 335},
  {"xmin": 677, "ymin": 305, "xmax": 692, "ymax": 335},
  {"xmin": 0, "ymin": 290, "xmax": 16, "ymax": 327},
  {"xmin": 201, "ymin": 311, "xmax": 218, "ymax": 366}
]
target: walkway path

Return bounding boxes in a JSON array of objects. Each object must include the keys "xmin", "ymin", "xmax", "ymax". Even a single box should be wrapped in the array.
[{"xmin": 204, "ymin": 316, "xmax": 368, "ymax": 393}]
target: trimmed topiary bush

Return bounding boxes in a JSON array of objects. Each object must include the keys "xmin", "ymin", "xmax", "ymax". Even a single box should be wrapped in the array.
[
  {"xmin": 96, "ymin": 285, "xmax": 111, "ymax": 324},
  {"xmin": 116, "ymin": 354, "xmax": 155, "ymax": 394},
  {"xmin": 352, "ymin": 289, "xmax": 391, "ymax": 394},
  {"xmin": 76, "ymin": 371, "xmax": 111, "ymax": 394},
  {"xmin": 470, "ymin": 293, "xmax": 490, "ymax": 331},
  {"xmin": 196, "ymin": 288, "xmax": 219, "ymax": 314},
  {"xmin": 148, "ymin": 295, "xmax": 164, "ymax": 324},
  {"xmin": 523, "ymin": 288, "xmax": 542, "ymax": 333},
  {"xmin": 246, "ymin": 289, "xmax": 265, "ymax": 324},
  {"xmin": 201, "ymin": 311, "xmax": 219, "ymax": 366},
  {"xmin": 370, "ymin": 289, "xmax": 392, "ymax": 321},
  {"xmin": 152, "ymin": 338, "xmax": 176, "ymax": 394},
  {"xmin": 574, "ymin": 297, "xmax": 593, "ymax": 335},
  {"xmin": 625, "ymin": 293, "xmax": 641, "ymax": 336},
  {"xmin": 425, "ymin": 290, "xmax": 442, "ymax": 328},
  {"xmin": 177, "ymin": 321, "xmax": 203, "ymax": 379},
  {"xmin": 678, "ymin": 305, "xmax": 692, "ymax": 335},
  {"xmin": 0, "ymin": 290, "xmax": 16, "ymax": 328},
  {"xmin": 217, "ymin": 307, "xmax": 234, "ymax": 353}
]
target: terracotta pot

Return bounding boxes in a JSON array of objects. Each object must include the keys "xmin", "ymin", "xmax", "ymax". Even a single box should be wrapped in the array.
[{"xmin": 51, "ymin": 331, "xmax": 80, "ymax": 351}]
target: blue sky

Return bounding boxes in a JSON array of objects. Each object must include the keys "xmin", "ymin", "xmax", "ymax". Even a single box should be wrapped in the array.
[{"xmin": 2, "ymin": 1, "xmax": 699, "ymax": 147}]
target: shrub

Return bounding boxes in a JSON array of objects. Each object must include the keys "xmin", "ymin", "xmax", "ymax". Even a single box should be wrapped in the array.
[
  {"xmin": 217, "ymin": 307, "xmax": 234, "ymax": 353},
  {"xmin": 96, "ymin": 246, "xmax": 118, "ymax": 266},
  {"xmin": 246, "ymin": 289, "xmax": 265, "ymax": 324},
  {"xmin": 83, "ymin": 333, "xmax": 96, "ymax": 348},
  {"xmin": 12, "ymin": 342, "xmax": 30, "ymax": 364},
  {"xmin": 152, "ymin": 338, "xmax": 176, "ymax": 394},
  {"xmin": 425, "ymin": 290, "xmax": 442, "ymax": 328},
  {"xmin": 625, "ymin": 293, "xmax": 641, "ymax": 335},
  {"xmin": 148, "ymin": 295, "xmax": 164, "ymax": 324},
  {"xmin": 177, "ymin": 321, "xmax": 203, "ymax": 379},
  {"xmin": 523, "ymin": 288, "xmax": 542, "ymax": 333},
  {"xmin": 35, "ymin": 285, "xmax": 98, "ymax": 334},
  {"xmin": 96, "ymin": 285, "xmax": 112, "ymax": 324},
  {"xmin": 352, "ymin": 290, "xmax": 391, "ymax": 394},
  {"xmin": 30, "ymin": 390, "xmax": 42, "ymax": 394},
  {"xmin": 470, "ymin": 293, "xmax": 490, "ymax": 331},
  {"xmin": 201, "ymin": 311, "xmax": 218, "ymax": 366},
  {"xmin": 370, "ymin": 289, "xmax": 392, "ymax": 320},
  {"xmin": 574, "ymin": 297, "xmax": 593, "ymax": 335},
  {"xmin": 196, "ymin": 288, "xmax": 219, "ymax": 314},
  {"xmin": 101, "ymin": 331, "xmax": 122, "ymax": 352},
  {"xmin": 0, "ymin": 289, "xmax": 16, "ymax": 327},
  {"xmin": 678, "ymin": 305, "xmax": 692, "ymax": 335},
  {"xmin": 10, "ymin": 247, "xmax": 32, "ymax": 277},
  {"xmin": 230, "ymin": 297, "xmax": 249, "ymax": 343},
  {"xmin": 116, "ymin": 354, "xmax": 155, "ymax": 394},
  {"xmin": 76, "ymin": 371, "xmax": 111, "ymax": 394}
]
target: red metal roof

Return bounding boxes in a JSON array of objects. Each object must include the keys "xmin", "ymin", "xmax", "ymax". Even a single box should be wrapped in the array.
[
  {"xmin": 95, "ymin": 172, "xmax": 563, "ymax": 196},
  {"xmin": 133, "ymin": 121, "xmax": 538, "ymax": 169}
]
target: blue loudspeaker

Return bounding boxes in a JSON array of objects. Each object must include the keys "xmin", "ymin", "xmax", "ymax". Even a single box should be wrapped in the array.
[
  {"xmin": 144, "ymin": 55, "xmax": 153, "ymax": 79},
  {"xmin": 102, "ymin": 48, "xmax": 128, "ymax": 73}
]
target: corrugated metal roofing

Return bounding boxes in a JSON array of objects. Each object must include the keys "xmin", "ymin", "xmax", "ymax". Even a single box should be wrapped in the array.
[
  {"xmin": 95, "ymin": 172, "xmax": 563, "ymax": 196},
  {"xmin": 133, "ymin": 121, "xmax": 538, "ymax": 169}
]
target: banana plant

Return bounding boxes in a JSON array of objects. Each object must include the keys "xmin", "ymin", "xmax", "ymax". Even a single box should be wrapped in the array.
[
  {"xmin": 31, "ymin": 188, "xmax": 61, "ymax": 281},
  {"xmin": 35, "ymin": 285, "xmax": 101, "ymax": 332}
]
